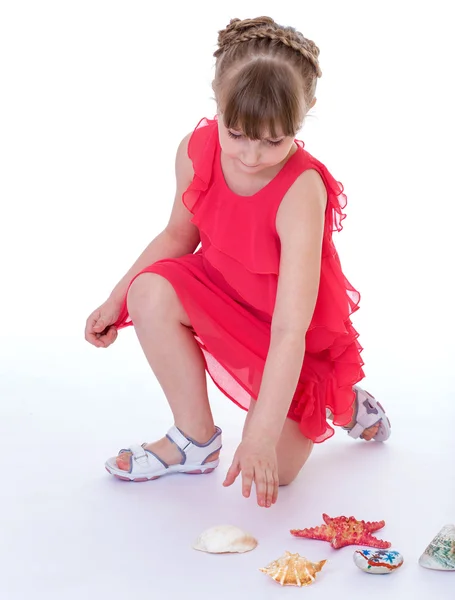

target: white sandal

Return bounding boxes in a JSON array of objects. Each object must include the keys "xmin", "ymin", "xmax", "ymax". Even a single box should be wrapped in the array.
[
  {"xmin": 105, "ymin": 425, "xmax": 222, "ymax": 482},
  {"xmin": 344, "ymin": 386, "xmax": 391, "ymax": 442}
]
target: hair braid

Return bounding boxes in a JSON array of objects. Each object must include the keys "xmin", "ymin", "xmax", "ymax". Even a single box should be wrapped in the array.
[
  {"xmin": 215, "ymin": 17, "xmax": 322, "ymax": 78},
  {"xmin": 213, "ymin": 17, "xmax": 321, "ymax": 139}
]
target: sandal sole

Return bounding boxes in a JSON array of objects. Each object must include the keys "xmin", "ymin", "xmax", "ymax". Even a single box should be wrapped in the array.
[
  {"xmin": 184, "ymin": 468, "xmax": 215, "ymax": 475},
  {"xmin": 105, "ymin": 465, "xmax": 216, "ymax": 481},
  {"xmin": 376, "ymin": 401, "xmax": 392, "ymax": 428}
]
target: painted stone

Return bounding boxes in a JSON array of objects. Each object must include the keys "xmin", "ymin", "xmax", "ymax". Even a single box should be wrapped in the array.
[{"xmin": 353, "ymin": 548, "xmax": 403, "ymax": 574}]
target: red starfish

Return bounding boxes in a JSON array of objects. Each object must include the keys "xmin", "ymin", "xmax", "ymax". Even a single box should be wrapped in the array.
[{"xmin": 290, "ymin": 514, "xmax": 391, "ymax": 549}]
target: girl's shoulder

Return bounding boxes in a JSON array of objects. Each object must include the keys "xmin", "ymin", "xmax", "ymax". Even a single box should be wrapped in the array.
[
  {"xmin": 180, "ymin": 117, "xmax": 218, "ymax": 215},
  {"xmin": 187, "ymin": 117, "xmax": 218, "ymax": 158}
]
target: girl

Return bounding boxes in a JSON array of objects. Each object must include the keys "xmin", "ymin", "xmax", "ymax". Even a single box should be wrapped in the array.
[{"xmin": 85, "ymin": 16, "xmax": 391, "ymax": 509}]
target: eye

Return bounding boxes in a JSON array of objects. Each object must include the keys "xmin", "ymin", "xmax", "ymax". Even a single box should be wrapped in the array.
[
  {"xmin": 227, "ymin": 130, "xmax": 242, "ymax": 140},
  {"xmin": 266, "ymin": 139, "xmax": 284, "ymax": 147}
]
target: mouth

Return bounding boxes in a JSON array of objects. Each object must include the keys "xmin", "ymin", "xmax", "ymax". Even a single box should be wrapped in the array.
[{"xmin": 240, "ymin": 161, "xmax": 260, "ymax": 168}]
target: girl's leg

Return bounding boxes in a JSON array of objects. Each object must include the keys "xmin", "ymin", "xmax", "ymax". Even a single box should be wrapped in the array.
[
  {"xmin": 243, "ymin": 388, "xmax": 381, "ymax": 485},
  {"xmin": 116, "ymin": 273, "xmax": 219, "ymax": 471}
]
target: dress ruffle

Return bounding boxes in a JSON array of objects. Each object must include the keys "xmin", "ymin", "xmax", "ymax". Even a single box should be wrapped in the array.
[
  {"xmin": 182, "ymin": 117, "xmax": 218, "ymax": 214},
  {"xmin": 114, "ymin": 117, "xmax": 364, "ymax": 443}
]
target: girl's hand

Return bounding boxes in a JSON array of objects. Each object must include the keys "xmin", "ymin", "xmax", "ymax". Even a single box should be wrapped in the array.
[
  {"xmin": 85, "ymin": 298, "xmax": 121, "ymax": 348},
  {"xmin": 223, "ymin": 437, "xmax": 279, "ymax": 508}
]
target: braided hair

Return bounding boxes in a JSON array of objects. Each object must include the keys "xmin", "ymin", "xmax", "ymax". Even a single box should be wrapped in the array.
[{"xmin": 213, "ymin": 17, "xmax": 321, "ymax": 139}]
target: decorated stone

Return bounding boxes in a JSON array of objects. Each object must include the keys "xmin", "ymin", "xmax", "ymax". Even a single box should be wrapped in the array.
[
  {"xmin": 419, "ymin": 524, "xmax": 455, "ymax": 571},
  {"xmin": 353, "ymin": 548, "xmax": 404, "ymax": 574}
]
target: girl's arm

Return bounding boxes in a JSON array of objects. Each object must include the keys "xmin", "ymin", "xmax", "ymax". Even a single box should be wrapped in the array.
[
  {"xmin": 243, "ymin": 168, "xmax": 328, "ymax": 445},
  {"xmin": 109, "ymin": 132, "xmax": 200, "ymax": 304}
]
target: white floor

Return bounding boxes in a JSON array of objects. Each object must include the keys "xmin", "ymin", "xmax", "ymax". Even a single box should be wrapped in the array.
[{"xmin": 1, "ymin": 334, "xmax": 454, "ymax": 600}]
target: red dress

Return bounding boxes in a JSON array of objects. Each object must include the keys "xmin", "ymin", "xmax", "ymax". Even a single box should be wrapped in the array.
[{"xmin": 114, "ymin": 117, "xmax": 364, "ymax": 443}]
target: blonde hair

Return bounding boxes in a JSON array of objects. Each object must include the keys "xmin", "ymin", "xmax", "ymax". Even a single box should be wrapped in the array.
[{"xmin": 213, "ymin": 16, "xmax": 322, "ymax": 139}]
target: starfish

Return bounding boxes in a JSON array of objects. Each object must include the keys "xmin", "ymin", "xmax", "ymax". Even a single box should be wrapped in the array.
[{"xmin": 290, "ymin": 514, "xmax": 391, "ymax": 550}]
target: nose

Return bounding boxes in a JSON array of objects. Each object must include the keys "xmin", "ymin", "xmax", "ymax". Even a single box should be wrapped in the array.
[{"xmin": 241, "ymin": 142, "xmax": 261, "ymax": 166}]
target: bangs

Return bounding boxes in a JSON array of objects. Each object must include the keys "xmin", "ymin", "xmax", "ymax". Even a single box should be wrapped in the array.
[{"xmin": 220, "ymin": 59, "xmax": 303, "ymax": 140}]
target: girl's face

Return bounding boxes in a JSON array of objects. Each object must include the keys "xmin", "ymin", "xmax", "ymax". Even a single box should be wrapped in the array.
[{"xmin": 217, "ymin": 113, "xmax": 296, "ymax": 174}]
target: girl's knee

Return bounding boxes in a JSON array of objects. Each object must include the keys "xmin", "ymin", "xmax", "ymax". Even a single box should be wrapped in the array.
[
  {"xmin": 278, "ymin": 446, "xmax": 312, "ymax": 484},
  {"xmin": 127, "ymin": 273, "xmax": 189, "ymax": 325},
  {"xmin": 127, "ymin": 274, "xmax": 171, "ymax": 321},
  {"xmin": 276, "ymin": 420, "xmax": 313, "ymax": 487},
  {"xmin": 278, "ymin": 468, "xmax": 300, "ymax": 487}
]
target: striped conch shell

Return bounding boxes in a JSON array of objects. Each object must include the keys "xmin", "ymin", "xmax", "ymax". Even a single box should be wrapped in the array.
[
  {"xmin": 419, "ymin": 524, "xmax": 455, "ymax": 570},
  {"xmin": 260, "ymin": 551, "xmax": 327, "ymax": 586}
]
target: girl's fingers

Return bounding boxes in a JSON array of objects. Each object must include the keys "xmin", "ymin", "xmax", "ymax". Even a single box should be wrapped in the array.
[
  {"xmin": 241, "ymin": 466, "xmax": 254, "ymax": 498},
  {"xmin": 87, "ymin": 330, "xmax": 116, "ymax": 349},
  {"xmin": 265, "ymin": 470, "xmax": 274, "ymax": 508},
  {"xmin": 222, "ymin": 452, "xmax": 279, "ymax": 507},
  {"xmin": 84, "ymin": 311, "xmax": 100, "ymax": 343},
  {"xmin": 85, "ymin": 305, "xmax": 119, "ymax": 348},
  {"xmin": 254, "ymin": 467, "xmax": 267, "ymax": 506},
  {"xmin": 255, "ymin": 466, "xmax": 278, "ymax": 508},
  {"xmin": 272, "ymin": 471, "xmax": 279, "ymax": 504},
  {"xmin": 94, "ymin": 334, "xmax": 106, "ymax": 347},
  {"xmin": 104, "ymin": 327, "xmax": 118, "ymax": 346},
  {"xmin": 92, "ymin": 319, "xmax": 104, "ymax": 331},
  {"xmin": 223, "ymin": 459, "xmax": 241, "ymax": 487}
]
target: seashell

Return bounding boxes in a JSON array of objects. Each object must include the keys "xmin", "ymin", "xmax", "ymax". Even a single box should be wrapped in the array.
[
  {"xmin": 192, "ymin": 525, "xmax": 258, "ymax": 554},
  {"xmin": 354, "ymin": 548, "xmax": 404, "ymax": 574},
  {"xmin": 260, "ymin": 551, "xmax": 326, "ymax": 586},
  {"xmin": 419, "ymin": 524, "xmax": 455, "ymax": 571}
]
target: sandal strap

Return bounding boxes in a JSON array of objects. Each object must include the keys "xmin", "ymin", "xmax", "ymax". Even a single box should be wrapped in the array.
[
  {"xmin": 125, "ymin": 443, "xmax": 169, "ymax": 474},
  {"xmin": 166, "ymin": 425, "xmax": 222, "ymax": 464},
  {"xmin": 347, "ymin": 422, "xmax": 369, "ymax": 439},
  {"xmin": 128, "ymin": 444, "xmax": 148, "ymax": 463},
  {"xmin": 167, "ymin": 426, "xmax": 193, "ymax": 451}
]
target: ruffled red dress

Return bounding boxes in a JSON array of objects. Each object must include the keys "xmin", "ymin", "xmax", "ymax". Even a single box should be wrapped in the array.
[{"xmin": 114, "ymin": 117, "xmax": 364, "ymax": 443}]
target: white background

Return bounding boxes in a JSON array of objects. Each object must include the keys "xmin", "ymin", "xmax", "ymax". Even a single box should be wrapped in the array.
[{"xmin": 1, "ymin": 1, "xmax": 454, "ymax": 599}]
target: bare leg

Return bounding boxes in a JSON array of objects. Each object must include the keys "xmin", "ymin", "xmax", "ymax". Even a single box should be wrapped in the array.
[
  {"xmin": 116, "ymin": 273, "xmax": 219, "ymax": 471},
  {"xmin": 243, "ymin": 385, "xmax": 381, "ymax": 486}
]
